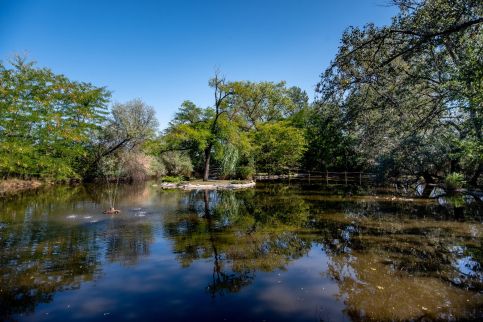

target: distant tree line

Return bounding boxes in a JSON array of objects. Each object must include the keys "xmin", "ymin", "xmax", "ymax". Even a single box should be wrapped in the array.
[{"xmin": 0, "ymin": 0, "xmax": 481, "ymax": 186}]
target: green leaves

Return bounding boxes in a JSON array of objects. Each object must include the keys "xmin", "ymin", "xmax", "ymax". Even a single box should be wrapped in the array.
[
  {"xmin": 0, "ymin": 57, "xmax": 110, "ymax": 180},
  {"xmin": 316, "ymin": 0, "xmax": 483, "ymax": 182},
  {"xmin": 161, "ymin": 78, "xmax": 309, "ymax": 178},
  {"xmin": 251, "ymin": 121, "xmax": 307, "ymax": 174}
]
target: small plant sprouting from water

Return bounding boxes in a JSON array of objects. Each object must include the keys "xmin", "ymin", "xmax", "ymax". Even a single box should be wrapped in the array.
[{"xmin": 99, "ymin": 155, "xmax": 125, "ymax": 209}]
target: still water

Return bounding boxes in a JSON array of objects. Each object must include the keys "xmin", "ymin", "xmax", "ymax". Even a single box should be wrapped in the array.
[{"xmin": 0, "ymin": 182, "xmax": 481, "ymax": 321}]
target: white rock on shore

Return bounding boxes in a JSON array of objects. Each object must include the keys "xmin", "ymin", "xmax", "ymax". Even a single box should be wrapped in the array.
[{"xmin": 159, "ymin": 181, "xmax": 256, "ymax": 190}]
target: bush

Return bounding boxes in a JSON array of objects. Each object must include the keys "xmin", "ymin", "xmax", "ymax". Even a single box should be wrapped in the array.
[
  {"xmin": 148, "ymin": 157, "xmax": 166, "ymax": 178},
  {"xmin": 445, "ymin": 172, "xmax": 465, "ymax": 190},
  {"xmin": 236, "ymin": 166, "xmax": 255, "ymax": 180},
  {"xmin": 161, "ymin": 152, "xmax": 193, "ymax": 177}
]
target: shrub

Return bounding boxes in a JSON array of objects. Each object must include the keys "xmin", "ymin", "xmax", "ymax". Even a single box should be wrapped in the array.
[
  {"xmin": 236, "ymin": 166, "xmax": 255, "ymax": 180},
  {"xmin": 445, "ymin": 172, "xmax": 465, "ymax": 190},
  {"xmin": 161, "ymin": 152, "xmax": 193, "ymax": 177}
]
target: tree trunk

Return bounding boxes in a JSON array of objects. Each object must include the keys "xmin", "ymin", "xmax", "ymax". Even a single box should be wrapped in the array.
[
  {"xmin": 203, "ymin": 144, "xmax": 212, "ymax": 181},
  {"xmin": 421, "ymin": 171, "xmax": 434, "ymax": 184}
]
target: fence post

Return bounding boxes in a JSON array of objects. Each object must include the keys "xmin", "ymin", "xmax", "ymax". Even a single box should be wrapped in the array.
[
  {"xmin": 345, "ymin": 171, "xmax": 347, "ymax": 185},
  {"xmin": 308, "ymin": 170, "xmax": 311, "ymax": 184},
  {"xmin": 359, "ymin": 172, "xmax": 362, "ymax": 185},
  {"xmin": 326, "ymin": 170, "xmax": 328, "ymax": 185}
]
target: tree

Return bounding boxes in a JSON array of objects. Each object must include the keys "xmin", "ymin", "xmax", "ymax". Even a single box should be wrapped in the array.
[
  {"xmin": 162, "ymin": 75, "xmax": 235, "ymax": 181},
  {"xmin": 0, "ymin": 57, "xmax": 110, "ymax": 180},
  {"xmin": 200, "ymin": 74, "xmax": 236, "ymax": 180},
  {"xmin": 162, "ymin": 75, "xmax": 245, "ymax": 181},
  {"xmin": 162, "ymin": 76, "xmax": 312, "ymax": 180},
  {"xmin": 317, "ymin": 0, "xmax": 482, "ymax": 183},
  {"xmin": 251, "ymin": 121, "xmax": 307, "ymax": 174},
  {"xmin": 89, "ymin": 99, "xmax": 159, "ymax": 180},
  {"xmin": 302, "ymin": 104, "xmax": 360, "ymax": 171},
  {"xmin": 228, "ymin": 81, "xmax": 301, "ymax": 129},
  {"xmin": 96, "ymin": 99, "xmax": 158, "ymax": 159}
]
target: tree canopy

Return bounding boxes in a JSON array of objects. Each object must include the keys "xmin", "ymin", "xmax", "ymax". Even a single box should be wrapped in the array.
[
  {"xmin": 159, "ymin": 76, "xmax": 309, "ymax": 180},
  {"xmin": 0, "ymin": 57, "xmax": 110, "ymax": 180},
  {"xmin": 317, "ymin": 0, "xmax": 482, "ymax": 183}
]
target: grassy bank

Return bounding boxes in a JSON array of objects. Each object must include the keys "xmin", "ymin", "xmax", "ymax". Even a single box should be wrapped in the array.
[{"xmin": 0, "ymin": 179, "xmax": 43, "ymax": 195}]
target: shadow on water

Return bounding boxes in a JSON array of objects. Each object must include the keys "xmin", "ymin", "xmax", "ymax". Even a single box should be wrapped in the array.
[{"xmin": 0, "ymin": 182, "xmax": 481, "ymax": 321}]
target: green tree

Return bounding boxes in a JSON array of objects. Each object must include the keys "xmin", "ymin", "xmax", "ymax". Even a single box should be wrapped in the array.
[
  {"xmin": 162, "ymin": 77, "xmax": 309, "ymax": 180},
  {"xmin": 302, "ymin": 104, "xmax": 360, "ymax": 171},
  {"xmin": 251, "ymin": 121, "xmax": 307, "ymax": 174},
  {"xmin": 94, "ymin": 99, "xmax": 158, "ymax": 161},
  {"xmin": 229, "ymin": 81, "xmax": 302, "ymax": 129},
  {"xmin": 317, "ymin": 0, "xmax": 482, "ymax": 183},
  {"xmin": 0, "ymin": 57, "xmax": 110, "ymax": 180}
]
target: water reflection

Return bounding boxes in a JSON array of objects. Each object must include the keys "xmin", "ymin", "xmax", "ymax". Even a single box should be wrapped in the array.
[
  {"xmin": 0, "ymin": 184, "xmax": 158, "ymax": 320},
  {"xmin": 163, "ymin": 189, "xmax": 313, "ymax": 297},
  {"xmin": 0, "ymin": 182, "xmax": 481, "ymax": 321}
]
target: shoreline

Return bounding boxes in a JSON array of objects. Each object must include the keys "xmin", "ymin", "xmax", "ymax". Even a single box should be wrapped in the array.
[
  {"xmin": 0, "ymin": 179, "xmax": 43, "ymax": 195},
  {"xmin": 158, "ymin": 180, "xmax": 256, "ymax": 190}
]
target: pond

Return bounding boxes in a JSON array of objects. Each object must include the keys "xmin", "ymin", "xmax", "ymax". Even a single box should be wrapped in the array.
[{"xmin": 0, "ymin": 182, "xmax": 481, "ymax": 321}]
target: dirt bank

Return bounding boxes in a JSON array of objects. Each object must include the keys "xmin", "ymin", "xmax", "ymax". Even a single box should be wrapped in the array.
[{"xmin": 0, "ymin": 179, "xmax": 43, "ymax": 195}]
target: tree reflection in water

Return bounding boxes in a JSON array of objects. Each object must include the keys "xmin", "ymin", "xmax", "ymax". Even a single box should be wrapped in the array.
[
  {"xmin": 0, "ymin": 182, "xmax": 481, "ymax": 321},
  {"xmin": 0, "ymin": 184, "xmax": 156, "ymax": 320},
  {"xmin": 164, "ymin": 183, "xmax": 482, "ymax": 320},
  {"xmin": 164, "ymin": 188, "xmax": 313, "ymax": 297}
]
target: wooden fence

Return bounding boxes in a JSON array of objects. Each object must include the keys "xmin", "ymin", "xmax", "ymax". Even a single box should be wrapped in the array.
[{"xmin": 255, "ymin": 170, "xmax": 378, "ymax": 185}]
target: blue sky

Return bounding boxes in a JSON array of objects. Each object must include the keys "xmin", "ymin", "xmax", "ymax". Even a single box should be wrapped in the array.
[{"xmin": 0, "ymin": 0, "xmax": 397, "ymax": 130}]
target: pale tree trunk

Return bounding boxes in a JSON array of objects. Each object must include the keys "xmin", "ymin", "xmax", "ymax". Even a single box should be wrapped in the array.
[{"xmin": 203, "ymin": 144, "xmax": 212, "ymax": 181}]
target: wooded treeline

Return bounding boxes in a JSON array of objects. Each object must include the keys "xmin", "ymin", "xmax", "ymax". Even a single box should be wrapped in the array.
[{"xmin": 0, "ymin": 0, "xmax": 481, "ymax": 186}]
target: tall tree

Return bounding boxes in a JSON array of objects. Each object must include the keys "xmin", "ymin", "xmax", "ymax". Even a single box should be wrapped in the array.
[
  {"xmin": 317, "ymin": 0, "xmax": 482, "ymax": 183},
  {"xmin": 0, "ymin": 57, "xmax": 110, "ymax": 180},
  {"xmin": 251, "ymin": 121, "xmax": 307, "ymax": 174},
  {"xmin": 202, "ymin": 74, "xmax": 234, "ymax": 180},
  {"xmin": 162, "ymin": 74, "xmax": 239, "ymax": 181},
  {"xmin": 162, "ymin": 76, "xmax": 310, "ymax": 180},
  {"xmin": 89, "ymin": 99, "xmax": 159, "ymax": 180},
  {"xmin": 228, "ymin": 81, "xmax": 300, "ymax": 129}
]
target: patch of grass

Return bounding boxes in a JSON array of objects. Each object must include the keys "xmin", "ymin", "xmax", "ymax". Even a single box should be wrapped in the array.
[
  {"xmin": 230, "ymin": 180, "xmax": 250, "ymax": 184},
  {"xmin": 161, "ymin": 176, "xmax": 184, "ymax": 183}
]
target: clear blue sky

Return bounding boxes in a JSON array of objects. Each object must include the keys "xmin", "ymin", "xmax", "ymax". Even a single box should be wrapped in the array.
[{"xmin": 0, "ymin": 0, "xmax": 397, "ymax": 130}]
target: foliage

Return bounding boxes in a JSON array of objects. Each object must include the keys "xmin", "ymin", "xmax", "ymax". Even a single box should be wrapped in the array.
[
  {"xmin": 161, "ymin": 175, "xmax": 184, "ymax": 183},
  {"xmin": 3, "ymin": 1, "xmax": 481, "ymax": 186},
  {"xmin": 316, "ymin": 0, "xmax": 483, "ymax": 183},
  {"xmin": 236, "ymin": 165, "xmax": 255, "ymax": 180},
  {"xmin": 0, "ymin": 57, "xmax": 110, "ymax": 180},
  {"xmin": 302, "ymin": 104, "xmax": 361, "ymax": 171},
  {"xmin": 445, "ymin": 172, "xmax": 465, "ymax": 190},
  {"xmin": 93, "ymin": 99, "xmax": 158, "ymax": 160},
  {"xmin": 162, "ymin": 77, "xmax": 308, "ymax": 180},
  {"xmin": 251, "ymin": 121, "xmax": 307, "ymax": 174},
  {"xmin": 228, "ymin": 81, "xmax": 304, "ymax": 128},
  {"xmin": 160, "ymin": 151, "xmax": 193, "ymax": 177}
]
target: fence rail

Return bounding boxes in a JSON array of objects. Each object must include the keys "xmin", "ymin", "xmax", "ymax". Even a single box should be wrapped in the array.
[{"xmin": 255, "ymin": 170, "xmax": 377, "ymax": 185}]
